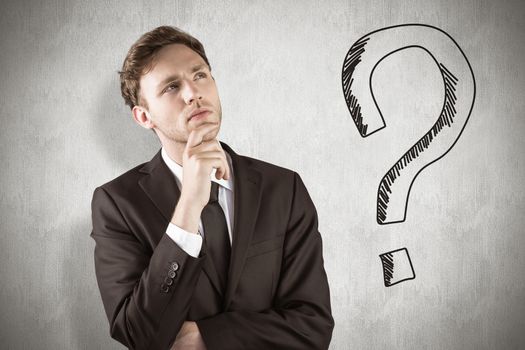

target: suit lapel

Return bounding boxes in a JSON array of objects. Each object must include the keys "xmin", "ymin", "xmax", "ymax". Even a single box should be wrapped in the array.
[
  {"xmin": 220, "ymin": 142, "xmax": 262, "ymax": 310},
  {"xmin": 138, "ymin": 151, "xmax": 179, "ymax": 223},
  {"xmin": 137, "ymin": 150, "xmax": 224, "ymax": 298}
]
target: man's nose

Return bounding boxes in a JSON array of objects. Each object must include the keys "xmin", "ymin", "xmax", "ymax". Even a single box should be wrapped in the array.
[{"xmin": 182, "ymin": 81, "xmax": 202, "ymax": 104}]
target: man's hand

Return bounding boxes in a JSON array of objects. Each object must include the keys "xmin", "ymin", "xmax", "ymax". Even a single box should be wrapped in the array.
[
  {"xmin": 171, "ymin": 321, "xmax": 206, "ymax": 350},
  {"xmin": 180, "ymin": 122, "xmax": 231, "ymax": 207},
  {"xmin": 170, "ymin": 122, "xmax": 230, "ymax": 233}
]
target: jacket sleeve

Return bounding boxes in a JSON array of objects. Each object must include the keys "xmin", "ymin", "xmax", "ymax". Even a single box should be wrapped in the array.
[
  {"xmin": 90, "ymin": 186, "xmax": 204, "ymax": 350},
  {"xmin": 196, "ymin": 172, "xmax": 334, "ymax": 349}
]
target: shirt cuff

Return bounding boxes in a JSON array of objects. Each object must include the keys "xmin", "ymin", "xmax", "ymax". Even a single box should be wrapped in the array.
[{"xmin": 166, "ymin": 223, "xmax": 203, "ymax": 258}]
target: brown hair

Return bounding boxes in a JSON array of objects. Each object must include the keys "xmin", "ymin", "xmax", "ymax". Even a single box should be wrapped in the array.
[{"xmin": 118, "ymin": 26, "xmax": 211, "ymax": 110}]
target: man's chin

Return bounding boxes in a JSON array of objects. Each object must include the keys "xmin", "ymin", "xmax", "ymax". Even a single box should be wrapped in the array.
[{"xmin": 189, "ymin": 121, "xmax": 220, "ymax": 135}]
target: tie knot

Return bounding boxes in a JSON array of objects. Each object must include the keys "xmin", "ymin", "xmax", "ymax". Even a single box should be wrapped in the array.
[{"xmin": 209, "ymin": 182, "xmax": 220, "ymax": 203}]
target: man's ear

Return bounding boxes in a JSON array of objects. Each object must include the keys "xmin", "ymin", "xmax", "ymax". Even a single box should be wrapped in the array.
[{"xmin": 132, "ymin": 105, "xmax": 155, "ymax": 130}]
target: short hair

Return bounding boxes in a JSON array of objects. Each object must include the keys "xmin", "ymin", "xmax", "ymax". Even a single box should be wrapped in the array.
[{"xmin": 118, "ymin": 26, "xmax": 211, "ymax": 110}]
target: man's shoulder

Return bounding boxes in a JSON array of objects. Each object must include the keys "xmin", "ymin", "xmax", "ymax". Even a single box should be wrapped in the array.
[
  {"xmin": 233, "ymin": 152, "xmax": 310, "ymax": 200},
  {"xmin": 222, "ymin": 141, "xmax": 296, "ymax": 178},
  {"xmin": 95, "ymin": 160, "xmax": 150, "ymax": 195},
  {"xmin": 236, "ymin": 152, "xmax": 297, "ymax": 180},
  {"xmin": 244, "ymin": 154, "xmax": 292, "ymax": 172}
]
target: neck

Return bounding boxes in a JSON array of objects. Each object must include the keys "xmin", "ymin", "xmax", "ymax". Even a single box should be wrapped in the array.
[{"xmin": 161, "ymin": 141, "xmax": 186, "ymax": 166}]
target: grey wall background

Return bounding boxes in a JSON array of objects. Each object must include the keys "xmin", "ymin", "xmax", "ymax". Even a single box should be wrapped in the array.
[{"xmin": 1, "ymin": 0, "xmax": 524, "ymax": 349}]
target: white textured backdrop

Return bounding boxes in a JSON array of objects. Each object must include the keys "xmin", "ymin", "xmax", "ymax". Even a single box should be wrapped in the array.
[{"xmin": 1, "ymin": 0, "xmax": 524, "ymax": 349}]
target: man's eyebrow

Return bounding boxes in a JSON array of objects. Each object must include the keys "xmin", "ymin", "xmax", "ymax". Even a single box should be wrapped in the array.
[
  {"xmin": 157, "ymin": 63, "xmax": 208, "ymax": 92},
  {"xmin": 190, "ymin": 63, "xmax": 207, "ymax": 73}
]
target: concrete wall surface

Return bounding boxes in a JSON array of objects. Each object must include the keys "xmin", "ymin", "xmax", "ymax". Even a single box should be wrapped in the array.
[{"xmin": 0, "ymin": 0, "xmax": 524, "ymax": 349}]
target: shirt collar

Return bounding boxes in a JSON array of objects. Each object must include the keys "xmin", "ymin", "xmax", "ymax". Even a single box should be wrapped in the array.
[{"xmin": 161, "ymin": 146, "xmax": 234, "ymax": 191}]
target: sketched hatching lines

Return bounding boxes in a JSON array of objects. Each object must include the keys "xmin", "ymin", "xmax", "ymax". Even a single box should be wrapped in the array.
[
  {"xmin": 381, "ymin": 253, "xmax": 394, "ymax": 285},
  {"xmin": 342, "ymin": 37, "xmax": 370, "ymax": 136},
  {"xmin": 379, "ymin": 247, "xmax": 415, "ymax": 286},
  {"xmin": 377, "ymin": 63, "xmax": 459, "ymax": 222}
]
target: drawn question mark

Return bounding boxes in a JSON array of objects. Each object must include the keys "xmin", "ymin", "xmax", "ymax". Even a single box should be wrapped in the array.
[{"xmin": 342, "ymin": 23, "xmax": 476, "ymax": 225}]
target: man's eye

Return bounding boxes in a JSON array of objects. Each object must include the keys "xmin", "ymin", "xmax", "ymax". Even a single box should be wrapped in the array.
[
  {"xmin": 165, "ymin": 83, "xmax": 179, "ymax": 92},
  {"xmin": 195, "ymin": 72, "xmax": 207, "ymax": 79}
]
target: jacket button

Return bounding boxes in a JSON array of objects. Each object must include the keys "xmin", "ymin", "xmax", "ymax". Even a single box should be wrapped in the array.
[
  {"xmin": 160, "ymin": 283, "xmax": 169, "ymax": 293},
  {"xmin": 168, "ymin": 270, "xmax": 177, "ymax": 279},
  {"xmin": 170, "ymin": 262, "xmax": 179, "ymax": 271},
  {"xmin": 164, "ymin": 277, "xmax": 174, "ymax": 286}
]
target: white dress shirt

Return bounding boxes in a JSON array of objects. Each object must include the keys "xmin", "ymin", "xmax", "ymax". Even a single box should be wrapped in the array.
[{"xmin": 161, "ymin": 146, "xmax": 235, "ymax": 258}]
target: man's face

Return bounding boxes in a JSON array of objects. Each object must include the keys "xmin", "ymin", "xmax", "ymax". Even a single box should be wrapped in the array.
[{"xmin": 137, "ymin": 43, "xmax": 222, "ymax": 144}]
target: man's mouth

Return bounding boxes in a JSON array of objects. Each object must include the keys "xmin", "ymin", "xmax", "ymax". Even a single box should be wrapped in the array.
[{"xmin": 188, "ymin": 108, "xmax": 211, "ymax": 121}]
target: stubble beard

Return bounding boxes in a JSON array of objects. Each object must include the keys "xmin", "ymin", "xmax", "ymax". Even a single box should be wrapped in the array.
[
  {"xmin": 166, "ymin": 107, "xmax": 222, "ymax": 145},
  {"xmin": 154, "ymin": 98, "xmax": 223, "ymax": 147}
]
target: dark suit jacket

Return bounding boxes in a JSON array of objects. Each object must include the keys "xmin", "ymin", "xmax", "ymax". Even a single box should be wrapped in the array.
[{"xmin": 90, "ymin": 142, "xmax": 334, "ymax": 350}]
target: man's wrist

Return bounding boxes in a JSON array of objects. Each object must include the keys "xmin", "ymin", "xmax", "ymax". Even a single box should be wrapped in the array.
[{"xmin": 171, "ymin": 198, "xmax": 203, "ymax": 233}]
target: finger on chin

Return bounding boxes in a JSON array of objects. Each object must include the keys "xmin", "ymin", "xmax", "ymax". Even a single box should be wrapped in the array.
[{"xmin": 187, "ymin": 123, "xmax": 217, "ymax": 147}]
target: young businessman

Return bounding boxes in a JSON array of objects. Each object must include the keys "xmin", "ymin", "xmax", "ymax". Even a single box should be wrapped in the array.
[{"xmin": 90, "ymin": 26, "xmax": 334, "ymax": 350}]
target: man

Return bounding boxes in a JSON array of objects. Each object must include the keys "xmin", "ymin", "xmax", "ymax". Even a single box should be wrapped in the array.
[{"xmin": 91, "ymin": 26, "xmax": 334, "ymax": 350}]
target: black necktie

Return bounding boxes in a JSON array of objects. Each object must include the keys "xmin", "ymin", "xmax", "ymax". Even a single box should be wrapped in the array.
[{"xmin": 201, "ymin": 182, "xmax": 231, "ymax": 290}]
